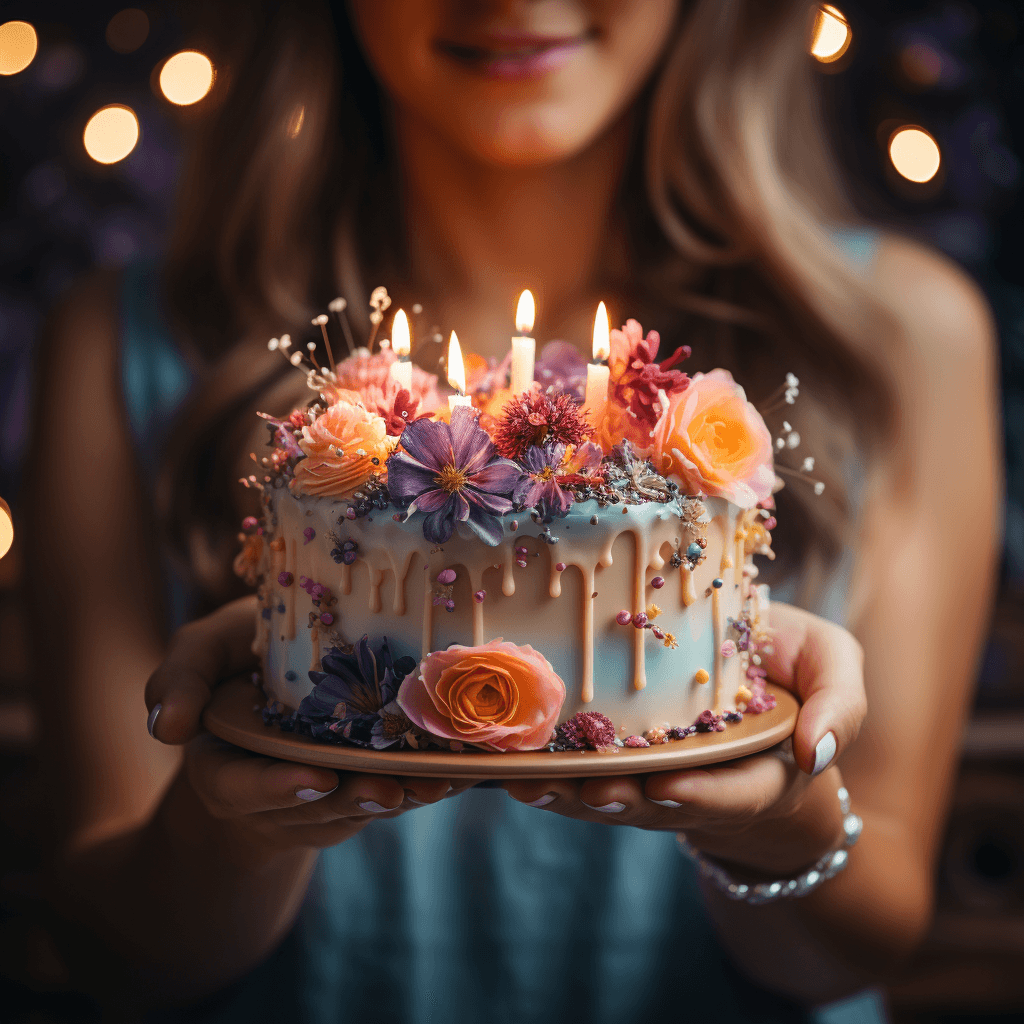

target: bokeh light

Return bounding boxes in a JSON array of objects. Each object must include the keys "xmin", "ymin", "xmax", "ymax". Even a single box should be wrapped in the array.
[
  {"xmin": 288, "ymin": 105, "xmax": 305, "ymax": 139},
  {"xmin": 0, "ymin": 20, "xmax": 38, "ymax": 76},
  {"xmin": 106, "ymin": 9, "xmax": 149, "ymax": 54},
  {"xmin": 811, "ymin": 5, "xmax": 851, "ymax": 64},
  {"xmin": 83, "ymin": 104, "xmax": 140, "ymax": 165},
  {"xmin": 889, "ymin": 126, "xmax": 941, "ymax": 183},
  {"xmin": 158, "ymin": 50, "xmax": 214, "ymax": 106},
  {"xmin": 0, "ymin": 498, "xmax": 13, "ymax": 561}
]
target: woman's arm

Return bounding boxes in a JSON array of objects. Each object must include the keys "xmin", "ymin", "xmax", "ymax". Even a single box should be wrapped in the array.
[{"xmin": 697, "ymin": 238, "xmax": 1003, "ymax": 1000}]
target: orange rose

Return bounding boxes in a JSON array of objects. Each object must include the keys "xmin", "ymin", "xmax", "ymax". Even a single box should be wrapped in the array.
[
  {"xmin": 290, "ymin": 393, "xmax": 393, "ymax": 498},
  {"xmin": 397, "ymin": 639, "xmax": 566, "ymax": 752},
  {"xmin": 648, "ymin": 369, "xmax": 773, "ymax": 508}
]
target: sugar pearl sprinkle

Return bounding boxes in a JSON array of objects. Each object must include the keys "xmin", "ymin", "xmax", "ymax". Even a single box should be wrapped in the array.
[
  {"xmin": 436, "ymin": 568, "xmax": 457, "ymax": 585},
  {"xmin": 651, "ymin": 576, "xmax": 665, "ymax": 589},
  {"xmin": 474, "ymin": 590, "xmax": 486, "ymax": 603}
]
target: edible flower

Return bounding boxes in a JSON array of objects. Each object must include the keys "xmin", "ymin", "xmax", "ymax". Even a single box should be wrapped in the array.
[
  {"xmin": 647, "ymin": 369, "xmax": 773, "ymax": 509},
  {"xmin": 492, "ymin": 386, "xmax": 592, "ymax": 463},
  {"xmin": 607, "ymin": 319, "xmax": 690, "ymax": 435},
  {"xmin": 297, "ymin": 635, "xmax": 417, "ymax": 749},
  {"xmin": 513, "ymin": 442, "xmax": 604, "ymax": 518},
  {"xmin": 386, "ymin": 405, "xmax": 521, "ymax": 546},
  {"xmin": 397, "ymin": 638, "xmax": 566, "ymax": 752},
  {"xmin": 290, "ymin": 391, "xmax": 393, "ymax": 499}
]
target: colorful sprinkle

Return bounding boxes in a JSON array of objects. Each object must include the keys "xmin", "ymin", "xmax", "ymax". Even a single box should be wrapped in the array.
[
  {"xmin": 437, "ymin": 568, "xmax": 457, "ymax": 585},
  {"xmin": 686, "ymin": 542, "xmax": 702, "ymax": 559},
  {"xmin": 516, "ymin": 558, "xmax": 528, "ymax": 568},
  {"xmin": 474, "ymin": 590, "xmax": 486, "ymax": 603},
  {"xmin": 345, "ymin": 508, "xmax": 357, "ymax": 520},
  {"xmin": 651, "ymin": 576, "xmax": 665, "ymax": 589},
  {"xmin": 342, "ymin": 550, "xmax": 357, "ymax": 565},
  {"xmin": 632, "ymin": 612, "xmax": 648, "ymax": 628},
  {"xmin": 444, "ymin": 599, "xmax": 455, "ymax": 612},
  {"xmin": 712, "ymin": 577, "xmax": 723, "ymax": 589},
  {"xmin": 721, "ymin": 639, "xmax": 737, "ymax": 658},
  {"xmin": 615, "ymin": 610, "xmax": 632, "ymax": 626},
  {"xmin": 278, "ymin": 571, "xmax": 294, "ymax": 587},
  {"xmin": 320, "ymin": 612, "xmax": 334, "ymax": 626},
  {"xmin": 694, "ymin": 668, "xmax": 710, "ymax": 685},
  {"xmin": 652, "ymin": 627, "xmax": 665, "ymax": 640},
  {"xmin": 303, "ymin": 527, "xmax": 315, "ymax": 543},
  {"xmin": 555, "ymin": 562, "xmax": 567, "ymax": 572},
  {"xmin": 242, "ymin": 516, "xmax": 258, "ymax": 531},
  {"xmin": 623, "ymin": 735, "xmax": 650, "ymax": 748}
]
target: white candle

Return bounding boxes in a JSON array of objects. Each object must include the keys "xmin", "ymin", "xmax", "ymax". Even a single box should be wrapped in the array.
[
  {"xmin": 389, "ymin": 309, "xmax": 413, "ymax": 393},
  {"xmin": 510, "ymin": 289, "xmax": 536, "ymax": 396},
  {"xmin": 447, "ymin": 331, "xmax": 472, "ymax": 413},
  {"xmin": 583, "ymin": 301, "xmax": 611, "ymax": 426}
]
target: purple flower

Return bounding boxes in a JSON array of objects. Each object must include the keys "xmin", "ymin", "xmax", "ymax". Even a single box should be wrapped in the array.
[
  {"xmin": 386, "ymin": 406, "xmax": 522, "ymax": 546},
  {"xmin": 534, "ymin": 341, "xmax": 588, "ymax": 402},
  {"xmin": 513, "ymin": 444, "xmax": 574, "ymax": 518}
]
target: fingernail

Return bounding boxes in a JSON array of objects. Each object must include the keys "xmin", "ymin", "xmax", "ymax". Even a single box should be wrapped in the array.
[
  {"xmin": 404, "ymin": 791, "xmax": 427, "ymax": 805},
  {"xmin": 812, "ymin": 731, "xmax": 837, "ymax": 776},
  {"xmin": 584, "ymin": 801, "xmax": 626, "ymax": 814},
  {"xmin": 525, "ymin": 793, "xmax": 556, "ymax": 807},
  {"xmin": 357, "ymin": 800, "xmax": 392, "ymax": 813},
  {"xmin": 296, "ymin": 786, "xmax": 336, "ymax": 802},
  {"xmin": 649, "ymin": 798, "xmax": 682, "ymax": 808},
  {"xmin": 146, "ymin": 704, "xmax": 161, "ymax": 738}
]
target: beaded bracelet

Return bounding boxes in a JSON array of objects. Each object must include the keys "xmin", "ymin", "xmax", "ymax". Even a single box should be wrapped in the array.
[{"xmin": 677, "ymin": 785, "xmax": 862, "ymax": 905}]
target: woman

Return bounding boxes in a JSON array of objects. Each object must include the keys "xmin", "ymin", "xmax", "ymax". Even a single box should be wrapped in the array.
[{"xmin": 28, "ymin": 1, "xmax": 1000, "ymax": 1020}]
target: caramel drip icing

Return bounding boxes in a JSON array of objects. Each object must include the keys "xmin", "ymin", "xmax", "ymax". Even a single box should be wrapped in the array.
[
  {"xmin": 340, "ymin": 562, "xmax": 352, "ymax": 596},
  {"xmin": 631, "ymin": 528, "xmax": 649, "ymax": 691},
  {"xmin": 681, "ymin": 565, "xmax": 697, "ymax": 606},
  {"xmin": 711, "ymin": 508, "xmax": 739, "ymax": 713},
  {"xmin": 734, "ymin": 522, "xmax": 747, "ymax": 588},
  {"xmin": 548, "ymin": 546, "xmax": 562, "ymax": 599},
  {"xmin": 310, "ymin": 624, "xmax": 321, "ymax": 673},
  {"xmin": 580, "ymin": 563, "xmax": 596, "ymax": 703},
  {"xmin": 284, "ymin": 538, "xmax": 298, "ymax": 641},
  {"xmin": 421, "ymin": 561, "xmax": 434, "ymax": 657},
  {"xmin": 367, "ymin": 561, "xmax": 385, "ymax": 613},
  {"xmin": 502, "ymin": 545, "xmax": 516, "ymax": 597},
  {"xmin": 388, "ymin": 549, "xmax": 415, "ymax": 615},
  {"xmin": 468, "ymin": 565, "xmax": 486, "ymax": 646}
]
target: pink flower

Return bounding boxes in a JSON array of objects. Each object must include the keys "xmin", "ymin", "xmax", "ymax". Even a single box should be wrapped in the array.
[
  {"xmin": 326, "ymin": 348, "xmax": 443, "ymax": 416},
  {"xmin": 397, "ymin": 639, "xmax": 566, "ymax": 752},
  {"xmin": 648, "ymin": 369, "xmax": 773, "ymax": 509}
]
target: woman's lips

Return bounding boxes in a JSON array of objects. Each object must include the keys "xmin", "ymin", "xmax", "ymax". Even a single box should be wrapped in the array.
[{"xmin": 437, "ymin": 32, "xmax": 593, "ymax": 80}]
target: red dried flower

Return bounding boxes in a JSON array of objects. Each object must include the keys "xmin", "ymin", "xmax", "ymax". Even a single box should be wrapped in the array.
[
  {"xmin": 608, "ymin": 319, "xmax": 691, "ymax": 434},
  {"xmin": 493, "ymin": 387, "xmax": 592, "ymax": 462},
  {"xmin": 374, "ymin": 388, "xmax": 431, "ymax": 437},
  {"xmin": 556, "ymin": 710, "xmax": 616, "ymax": 751}
]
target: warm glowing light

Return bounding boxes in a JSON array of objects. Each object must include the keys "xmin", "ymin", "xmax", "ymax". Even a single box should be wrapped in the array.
[
  {"xmin": 159, "ymin": 50, "xmax": 214, "ymax": 106},
  {"xmin": 288, "ymin": 105, "xmax": 305, "ymax": 138},
  {"xmin": 391, "ymin": 309, "xmax": 411, "ymax": 358},
  {"xmin": 515, "ymin": 290, "xmax": 535, "ymax": 334},
  {"xmin": 889, "ymin": 126, "xmax": 941, "ymax": 183},
  {"xmin": 592, "ymin": 301, "xmax": 610, "ymax": 362},
  {"xmin": 0, "ymin": 20, "xmax": 38, "ymax": 75},
  {"xmin": 0, "ymin": 498, "xmax": 12, "ymax": 560},
  {"xmin": 811, "ymin": 5, "xmax": 851, "ymax": 64},
  {"xmin": 83, "ymin": 105, "xmax": 140, "ymax": 165},
  {"xmin": 106, "ymin": 9, "xmax": 149, "ymax": 54},
  {"xmin": 447, "ymin": 331, "xmax": 466, "ymax": 393}
]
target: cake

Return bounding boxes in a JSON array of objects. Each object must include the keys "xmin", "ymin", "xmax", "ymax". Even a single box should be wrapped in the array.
[{"xmin": 236, "ymin": 297, "xmax": 788, "ymax": 753}]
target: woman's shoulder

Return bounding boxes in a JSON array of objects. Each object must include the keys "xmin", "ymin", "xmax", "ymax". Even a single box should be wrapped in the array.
[{"xmin": 869, "ymin": 232, "xmax": 995, "ymax": 362}]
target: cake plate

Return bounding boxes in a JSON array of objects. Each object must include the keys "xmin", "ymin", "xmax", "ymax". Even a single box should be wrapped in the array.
[{"xmin": 203, "ymin": 678, "xmax": 799, "ymax": 779}]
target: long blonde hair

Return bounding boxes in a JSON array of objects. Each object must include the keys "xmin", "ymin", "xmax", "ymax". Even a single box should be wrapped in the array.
[{"xmin": 162, "ymin": 0, "xmax": 894, "ymax": 606}]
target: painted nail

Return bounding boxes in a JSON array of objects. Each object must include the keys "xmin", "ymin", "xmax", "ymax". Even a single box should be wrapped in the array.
[
  {"xmin": 812, "ymin": 731, "xmax": 837, "ymax": 776},
  {"xmin": 584, "ymin": 801, "xmax": 626, "ymax": 814},
  {"xmin": 649, "ymin": 798, "xmax": 682, "ymax": 808},
  {"xmin": 404, "ymin": 791, "xmax": 427, "ymax": 805},
  {"xmin": 296, "ymin": 786, "xmax": 336, "ymax": 802},
  {"xmin": 146, "ymin": 704, "xmax": 161, "ymax": 738},
  {"xmin": 526, "ymin": 793, "xmax": 556, "ymax": 807},
  {"xmin": 356, "ymin": 799, "xmax": 392, "ymax": 813}
]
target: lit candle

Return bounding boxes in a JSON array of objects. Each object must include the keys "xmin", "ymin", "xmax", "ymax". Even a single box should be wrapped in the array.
[
  {"xmin": 510, "ymin": 289, "xmax": 536, "ymax": 396},
  {"xmin": 447, "ymin": 331, "xmax": 472, "ymax": 412},
  {"xmin": 583, "ymin": 301, "xmax": 611, "ymax": 426},
  {"xmin": 390, "ymin": 309, "xmax": 412, "ymax": 392}
]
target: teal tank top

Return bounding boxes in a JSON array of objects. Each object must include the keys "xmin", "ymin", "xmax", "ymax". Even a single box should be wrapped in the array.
[{"xmin": 120, "ymin": 246, "xmax": 886, "ymax": 1024}]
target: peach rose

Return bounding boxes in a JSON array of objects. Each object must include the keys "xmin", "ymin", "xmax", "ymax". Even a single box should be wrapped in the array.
[
  {"xmin": 648, "ymin": 369, "xmax": 773, "ymax": 508},
  {"xmin": 397, "ymin": 639, "xmax": 566, "ymax": 752},
  {"xmin": 290, "ymin": 393, "xmax": 393, "ymax": 498}
]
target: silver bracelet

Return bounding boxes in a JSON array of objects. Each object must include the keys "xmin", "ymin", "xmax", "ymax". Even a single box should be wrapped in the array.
[{"xmin": 677, "ymin": 785, "xmax": 862, "ymax": 905}]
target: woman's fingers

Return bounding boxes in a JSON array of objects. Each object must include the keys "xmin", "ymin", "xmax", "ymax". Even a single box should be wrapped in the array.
[
  {"xmin": 144, "ymin": 597, "xmax": 259, "ymax": 744},
  {"xmin": 763, "ymin": 602, "xmax": 867, "ymax": 776}
]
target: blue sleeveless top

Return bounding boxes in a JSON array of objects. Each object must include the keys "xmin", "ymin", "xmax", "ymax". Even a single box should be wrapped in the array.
[{"xmin": 122, "ymin": 246, "xmax": 886, "ymax": 1024}]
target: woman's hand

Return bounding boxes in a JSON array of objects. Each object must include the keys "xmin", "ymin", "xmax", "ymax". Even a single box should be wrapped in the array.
[
  {"xmin": 504, "ymin": 602, "xmax": 867, "ymax": 876},
  {"xmin": 144, "ymin": 597, "xmax": 465, "ymax": 858}
]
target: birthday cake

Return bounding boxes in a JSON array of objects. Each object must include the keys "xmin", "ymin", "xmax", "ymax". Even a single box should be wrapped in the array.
[{"xmin": 236, "ymin": 292, "xmax": 792, "ymax": 753}]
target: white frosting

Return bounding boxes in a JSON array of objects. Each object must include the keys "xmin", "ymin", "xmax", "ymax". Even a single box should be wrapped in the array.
[{"xmin": 256, "ymin": 491, "xmax": 758, "ymax": 737}]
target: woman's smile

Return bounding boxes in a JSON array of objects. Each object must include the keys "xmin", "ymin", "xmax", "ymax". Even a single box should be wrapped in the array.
[{"xmin": 436, "ymin": 30, "xmax": 597, "ymax": 80}]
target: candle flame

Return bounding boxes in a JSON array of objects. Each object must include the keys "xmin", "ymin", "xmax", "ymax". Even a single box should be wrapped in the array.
[
  {"xmin": 515, "ymin": 290, "xmax": 535, "ymax": 334},
  {"xmin": 447, "ymin": 331, "xmax": 466, "ymax": 393},
  {"xmin": 592, "ymin": 301, "xmax": 610, "ymax": 362},
  {"xmin": 391, "ymin": 309, "xmax": 411, "ymax": 358}
]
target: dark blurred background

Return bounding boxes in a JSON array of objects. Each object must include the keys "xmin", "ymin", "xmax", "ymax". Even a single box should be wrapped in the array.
[{"xmin": 0, "ymin": 3, "xmax": 1022, "ymax": 1022}]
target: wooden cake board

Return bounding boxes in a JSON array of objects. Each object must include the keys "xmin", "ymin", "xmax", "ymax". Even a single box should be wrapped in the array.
[{"xmin": 204, "ymin": 678, "xmax": 799, "ymax": 779}]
